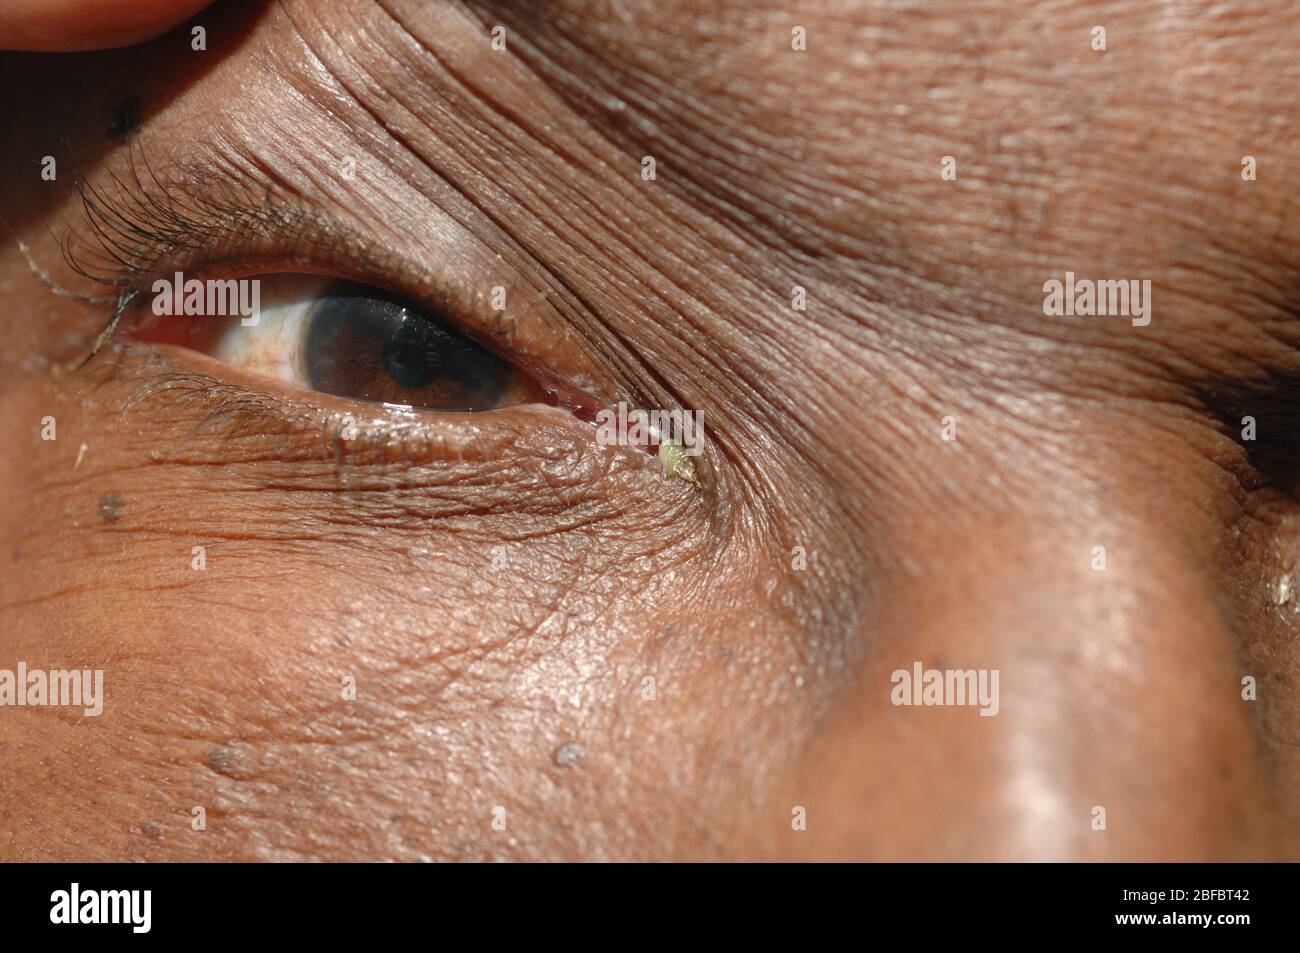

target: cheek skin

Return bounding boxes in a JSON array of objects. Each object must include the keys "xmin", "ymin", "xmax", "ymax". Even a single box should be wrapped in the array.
[
  {"xmin": 4, "ymin": 0, "xmax": 1300, "ymax": 862},
  {"xmin": 8, "ymin": 319, "xmax": 1292, "ymax": 861},
  {"xmin": 0, "ymin": 337, "xmax": 824, "ymax": 860}
]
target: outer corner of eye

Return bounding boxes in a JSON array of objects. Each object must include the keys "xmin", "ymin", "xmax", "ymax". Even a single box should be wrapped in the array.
[{"xmin": 130, "ymin": 272, "xmax": 552, "ymax": 413}]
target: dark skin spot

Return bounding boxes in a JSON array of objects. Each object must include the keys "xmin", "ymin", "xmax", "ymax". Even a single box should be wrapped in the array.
[
  {"xmin": 98, "ymin": 494, "xmax": 123, "ymax": 522},
  {"xmin": 106, "ymin": 95, "xmax": 142, "ymax": 142},
  {"xmin": 205, "ymin": 745, "xmax": 238, "ymax": 776}
]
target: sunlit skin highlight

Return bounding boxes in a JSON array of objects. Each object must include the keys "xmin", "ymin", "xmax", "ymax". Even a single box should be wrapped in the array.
[{"xmin": 0, "ymin": 0, "xmax": 1299, "ymax": 861}]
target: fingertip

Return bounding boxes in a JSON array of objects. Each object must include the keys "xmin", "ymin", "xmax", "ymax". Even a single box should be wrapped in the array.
[{"xmin": 0, "ymin": 0, "xmax": 214, "ymax": 52}]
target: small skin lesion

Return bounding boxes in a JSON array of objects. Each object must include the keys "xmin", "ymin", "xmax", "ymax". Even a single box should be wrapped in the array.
[
  {"xmin": 98, "ymin": 494, "xmax": 124, "ymax": 522},
  {"xmin": 106, "ymin": 95, "xmax": 143, "ymax": 142},
  {"xmin": 552, "ymin": 741, "xmax": 584, "ymax": 767},
  {"xmin": 658, "ymin": 441, "xmax": 698, "ymax": 484},
  {"xmin": 206, "ymin": 745, "xmax": 241, "ymax": 777}
]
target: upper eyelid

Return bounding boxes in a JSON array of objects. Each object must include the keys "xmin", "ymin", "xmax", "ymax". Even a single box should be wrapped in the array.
[
  {"xmin": 56, "ymin": 150, "xmax": 620, "ymax": 415},
  {"xmin": 63, "ymin": 154, "xmax": 365, "ymax": 297}
]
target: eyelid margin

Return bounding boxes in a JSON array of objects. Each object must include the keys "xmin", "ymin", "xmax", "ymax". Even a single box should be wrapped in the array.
[{"xmin": 59, "ymin": 155, "xmax": 625, "ymax": 419}]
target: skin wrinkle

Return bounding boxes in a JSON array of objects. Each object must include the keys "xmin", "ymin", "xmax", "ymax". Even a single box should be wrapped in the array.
[
  {"xmin": 305, "ymin": 0, "xmax": 744, "ymax": 483},
  {"xmin": 2, "ymin": 0, "xmax": 1300, "ymax": 860},
  {"xmin": 335, "ymin": 12, "xmax": 880, "ymax": 614},
  {"xmin": 297, "ymin": 7, "xmax": 780, "ymax": 384},
  {"xmin": 259, "ymin": 6, "xmax": 657, "ymax": 408},
  {"xmin": 262, "ymin": 2, "xmax": 861, "ymax": 612},
  {"xmin": 413, "ymin": 5, "xmax": 1279, "ymax": 572},
  {"xmin": 459, "ymin": 1, "xmax": 869, "ymax": 261}
]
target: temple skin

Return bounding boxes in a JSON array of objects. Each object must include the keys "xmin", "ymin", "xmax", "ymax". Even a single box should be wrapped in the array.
[{"xmin": 1, "ymin": 0, "xmax": 1299, "ymax": 860}]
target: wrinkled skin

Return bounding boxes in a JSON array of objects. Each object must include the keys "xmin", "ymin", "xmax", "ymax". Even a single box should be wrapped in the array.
[{"xmin": 1, "ymin": 0, "xmax": 1299, "ymax": 861}]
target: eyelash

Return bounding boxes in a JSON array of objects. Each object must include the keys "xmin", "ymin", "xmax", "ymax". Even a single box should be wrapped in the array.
[
  {"xmin": 57, "ymin": 155, "xmax": 610, "ymax": 422},
  {"xmin": 55, "ymin": 168, "xmax": 294, "ymax": 355},
  {"xmin": 30, "ymin": 151, "xmax": 710, "ymax": 498}
]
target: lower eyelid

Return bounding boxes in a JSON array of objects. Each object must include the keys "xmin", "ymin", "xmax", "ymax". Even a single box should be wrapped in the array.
[
  {"xmin": 80, "ymin": 345, "xmax": 702, "ymax": 541},
  {"xmin": 112, "ymin": 341, "xmax": 614, "ymax": 468}
]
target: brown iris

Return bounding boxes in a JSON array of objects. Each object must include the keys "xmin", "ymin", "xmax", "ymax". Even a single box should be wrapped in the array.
[{"xmin": 304, "ymin": 281, "xmax": 527, "ymax": 410}]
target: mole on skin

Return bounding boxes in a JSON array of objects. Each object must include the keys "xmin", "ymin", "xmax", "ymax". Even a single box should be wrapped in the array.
[{"xmin": 106, "ymin": 95, "xmax": 142, "ymax": 142}]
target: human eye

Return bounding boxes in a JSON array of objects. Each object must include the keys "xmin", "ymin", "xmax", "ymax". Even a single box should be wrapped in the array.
[
  {"xmin": 57, "ymin": 165, "xmax": 626, "ymax": 444},
  {"xmin": 135, "ymin": 274, "xmax": 551, "ymax": 413}
]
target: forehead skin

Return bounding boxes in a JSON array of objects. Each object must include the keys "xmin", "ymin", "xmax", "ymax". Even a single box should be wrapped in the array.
[{"xmin": 0, "ymin": 0, "xmax": 1298, "ymax": 860}]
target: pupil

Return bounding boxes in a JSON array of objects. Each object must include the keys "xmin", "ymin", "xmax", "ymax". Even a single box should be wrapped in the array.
[
  {"xmin": 382, "ymin": 319, "xmax": 439, "ymax": 389},
  {"xmin": 304, "ymin": 280, "xmax": 513, "ymax": 409}
]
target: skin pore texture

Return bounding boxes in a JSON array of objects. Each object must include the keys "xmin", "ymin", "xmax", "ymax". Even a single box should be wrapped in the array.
[{"xmin": 1, "ymin": 0, "xmax": 1300, "ymax": 861}]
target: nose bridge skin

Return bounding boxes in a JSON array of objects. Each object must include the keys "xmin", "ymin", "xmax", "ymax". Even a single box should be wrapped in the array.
[{"xmin": 764, "ymin": 409, "xmax": 1282, "ymax": 860}]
